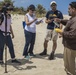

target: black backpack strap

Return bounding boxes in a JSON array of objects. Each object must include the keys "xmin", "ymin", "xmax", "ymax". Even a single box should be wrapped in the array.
[{"xmin": 0, "ymin": 13, "xmax": 4, "ymax": 25}]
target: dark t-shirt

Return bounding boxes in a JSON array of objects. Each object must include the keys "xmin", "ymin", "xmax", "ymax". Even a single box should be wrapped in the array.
[{"xmin": 46, "ymin": 10, "xmax": 63, "ymax": 29}]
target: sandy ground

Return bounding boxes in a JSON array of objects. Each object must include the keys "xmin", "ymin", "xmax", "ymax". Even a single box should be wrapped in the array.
[{"xmin": 0, "ymin": 14, "xmax": 70, "ymax": 75}]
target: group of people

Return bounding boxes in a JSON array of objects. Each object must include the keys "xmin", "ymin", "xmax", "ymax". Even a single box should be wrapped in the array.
[
  {"xmin": 0, "ymin": 1, "xmax": 76, "ymax": 75},
  {"xmin": 23, "ymin": 1, "xmax": 63, "ymax": 60}
]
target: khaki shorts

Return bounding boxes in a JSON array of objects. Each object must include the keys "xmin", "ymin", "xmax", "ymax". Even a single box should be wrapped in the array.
[{"xmin": 45, "ymin": 29, "xmax": 58, "ymax": 41}]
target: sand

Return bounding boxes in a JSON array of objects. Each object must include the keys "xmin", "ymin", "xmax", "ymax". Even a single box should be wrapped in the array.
[{"xmin": 0, "ymin": 14, "xmax": 70, "ymax": 75}]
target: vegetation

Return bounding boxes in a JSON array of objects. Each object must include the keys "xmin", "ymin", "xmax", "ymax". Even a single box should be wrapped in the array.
[
  {"xmin": 36, "ymin": 4, "xmax": 46, "ymax": 17},
  {"xmin": 0, "ymin": 0, "xmax": 47, "ymax": 17}
]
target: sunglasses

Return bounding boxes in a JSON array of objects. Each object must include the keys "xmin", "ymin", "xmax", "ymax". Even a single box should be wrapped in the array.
[
  {"xmin": 31, "ymin": 9, "xmax": 35, "ymax": 11},
  {"xmin": 51, "ymin": 4, "xmax": 56, "ymax": 7},
  {"xmin": 30, "ymin": 8, "xmax": 35, "ymax": 11}
]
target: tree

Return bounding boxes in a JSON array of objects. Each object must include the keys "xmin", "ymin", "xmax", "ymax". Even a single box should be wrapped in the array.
[
  {"xmin": 0, "ymin": 0, "xmax": 46, "ymax": 15},
  {"xmin": 0, "ymin": 0, "xmax": 15, "ymax": 9},
  {"xmin": 36, "ymin": 4, "xmax": 46, "ymax": 14},
  {"xmin": 3, "ymin": 0, "xmax": 14, "ymax": 5}
]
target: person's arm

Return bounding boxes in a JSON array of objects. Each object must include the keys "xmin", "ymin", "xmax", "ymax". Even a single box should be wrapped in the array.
[
  {"xmin": 59, "ymin": 21, "xmax": 76, "ymax": 39},
  {"xmin": 45, "ymin": 18, "xmax": 53, "ymax": 24},
  {"xmin": 60, "ymin": 19, "xmax": 68, "ymax": 25},
  {"xmin": 63, "ymin": 23, "xmax": 76, "ymax": 39},
  {"xmin": 58, "ymin": 23, "xmax": 63, "ymax": 38},
  {"xmin": 10, "ymin": 25, "xmax": 14, "ymax": 39},
  {"xmin": 54, "ymin": 18, "xmax": 68, "ymax": 26},
  {"xmin": 45, "ymin": 10, "xmax": 54, "ymax": 24},
  {"xmin": 36, "ymin": 19, "xmax": 43, "ymax": 25},
  {"xmin": 59, "ymin": 23, "xmax": 63, "ymax": 29},
  {"xmin": 24, "ymin": 15, "xmax": 37, "ymax": 26}
]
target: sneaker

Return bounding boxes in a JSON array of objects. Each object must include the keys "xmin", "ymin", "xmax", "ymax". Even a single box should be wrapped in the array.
[
  {"xmin": 30, "ymin": 53, "xmax": 36, "ymax": 56},
  {"xmin": 39, "ymin": 50, "xmax": 47, "ymax": 55},
  {"xmin": 0, "ymin": 61, "xmax": 4, "ymax": 65},
  {"xmin": 25, "ymin": 55, "xmax": 30, "ymax": 60},
  {"xmin": 48, "ymin": 52, "xmax": 54, "ymax": 60},
  {"xmin": 12, "ymin": 59, "xmax": 21, "ymax": 64}
]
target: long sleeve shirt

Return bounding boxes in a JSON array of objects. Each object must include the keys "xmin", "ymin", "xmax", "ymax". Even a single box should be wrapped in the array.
[{"xmin": 62, "ymin": 16, "xmax": 76, "ymax": 50}]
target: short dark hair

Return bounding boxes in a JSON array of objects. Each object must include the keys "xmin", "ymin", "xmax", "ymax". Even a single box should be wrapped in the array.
[
  {"xmin": 69, "ymin": 1, "xmax": 76, "ymax": 9},
  {"xmin": 27, "ymin": 4, "xmax": 35, "ymax": 11}
]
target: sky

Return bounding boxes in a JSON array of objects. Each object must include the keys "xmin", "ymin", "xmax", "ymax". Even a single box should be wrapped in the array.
[{"xmin": 0, "ymin": 0, "xmax": 75, "ymax": 14}]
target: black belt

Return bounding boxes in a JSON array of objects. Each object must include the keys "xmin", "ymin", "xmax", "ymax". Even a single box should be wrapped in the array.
[{"xmin": 0, "ymin": 30, "xmax": 10, "ymax": 34}]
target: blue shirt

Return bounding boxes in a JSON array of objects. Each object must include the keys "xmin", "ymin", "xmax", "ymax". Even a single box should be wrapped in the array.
[{"xmin": 46, "ymin": 10, "xmax": 63, "ymax": 30}]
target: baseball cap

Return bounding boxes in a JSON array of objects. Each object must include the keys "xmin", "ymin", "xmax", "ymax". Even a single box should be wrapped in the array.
[
  {"xmin": 28, "ymin": 4, "xmax": 35, "ymax": 11},
  {"xmin": 50, "ymin": 1, "xmax": 57, "ymax": 6}
]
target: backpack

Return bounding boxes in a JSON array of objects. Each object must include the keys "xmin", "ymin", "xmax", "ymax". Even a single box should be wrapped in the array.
[{"xmin": 22, "ymin": 21, "xmax": 26, "ymax": 29}]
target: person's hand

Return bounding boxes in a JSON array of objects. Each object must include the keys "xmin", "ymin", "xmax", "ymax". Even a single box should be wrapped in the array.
[
  {"xmin": 58, "ymin": 31, "xmax": 63, "ymax": 35},
  {"xmin": 54, "ymin": 28, "xmax": 63, "ymax": 35},
  {"xmin": 48, "ymin": 19, "xmax": 53, "ymax": 23},
  {"xmin": 39, "ymin": 19, "xmax": 43, "ymax": 23},
  {"xmin": 54, "ymin": 18, "xmax": 61, "ymax": 23},
  {"xmin": 12, "ymin": 34, "xmax": 14, "ymax": 39},
  {"xmin": 34, "ymin": 18, "xmax": 37, "ymax": 21},
  {"xmin": 59, "ymin": 34, "xmax": 62, "ymax": 38}
]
